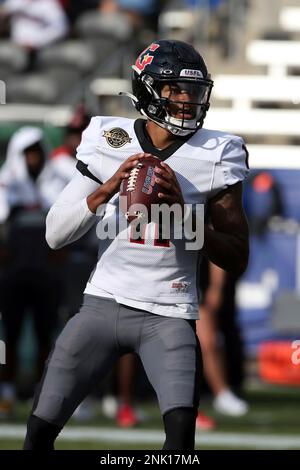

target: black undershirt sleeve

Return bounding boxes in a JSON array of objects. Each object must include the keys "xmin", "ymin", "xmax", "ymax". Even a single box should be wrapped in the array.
[{"xmin": 76, "ymin": 160, "xmax": 102, "ymax": 185}]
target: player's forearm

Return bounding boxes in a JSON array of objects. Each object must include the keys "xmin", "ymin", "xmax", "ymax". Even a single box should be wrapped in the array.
[
  {"xmin": 46, "ymin": 198, "xmax": 96, "ymax": 249},
  {"xmin": 45, "ymin": 173, "xmax": 101, "ymax": 250},
  {"xmin": 46, "ymin": 175, "xmax": 119, "ymax": 249},
  {"xmin": 86, "ymin": 183, "xmax": 117, "ymax": 214},
  {"xmin": 202, "ymin": 225, "xmax": 249, "ymax": 277}
]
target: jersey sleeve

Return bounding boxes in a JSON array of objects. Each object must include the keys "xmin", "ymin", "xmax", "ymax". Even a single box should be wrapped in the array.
[
  {"xmin": 45, "ymin": 172, "xmax": 100, "ymax": 250},
  {"xmin": 76, "ymin": 116, "xmax": 103, "ymax": 184},
  {"xmin": 211, "ymin": 136, "xmax": 249, "ymax": 194}
]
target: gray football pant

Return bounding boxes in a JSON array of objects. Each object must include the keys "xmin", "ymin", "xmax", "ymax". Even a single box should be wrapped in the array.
[{"xmin": 32, "ymin": 294, "xmax": 201, "ymax": 427}]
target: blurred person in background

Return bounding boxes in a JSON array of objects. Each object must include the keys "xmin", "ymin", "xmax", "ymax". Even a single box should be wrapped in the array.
[
  {"xmin": 58, "ymin": 0, "xmax": 99, "ymax": 25},
  {"xmin": 50, "ymin": 104, "xmax": 91, "ymax": 185},
  {"xmin": 196, "ymin": 258, "xmax": 248, "ymax": 426},
  {"xmin": 115, "ymin": 353, "xmax": 139, "ymax": 427},
  {"xmin": 244, "ymin": 171, "xmax": 283, "ymax": 237},
  {"xmin": 99, "ymin": 353, "xmax": 140, "ymax": 427},
  {"xmin": 0, "ymin": 127, "xmax": 66, "ymax": 417},
  {"xmin": 0, "ymin": 0, "xmax": 69, "ymax": 69}
]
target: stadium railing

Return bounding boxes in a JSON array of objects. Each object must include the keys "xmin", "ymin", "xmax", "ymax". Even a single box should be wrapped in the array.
[
  {"xmin": 279, "ymin": 7, "xmax": 300, "ymax": 33},
  {"xmin": 213, "ymin": 74, "xmax": 300, "ymax": 109},
  {"xmin": 246, "ymin": 40, "xmax": 300, "ymax": 77}
]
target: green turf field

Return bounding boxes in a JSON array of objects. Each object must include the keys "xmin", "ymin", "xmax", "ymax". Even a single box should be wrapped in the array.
[{"xmin": 0, "ymin": 383, "xmax": 299, "ymax": 450}]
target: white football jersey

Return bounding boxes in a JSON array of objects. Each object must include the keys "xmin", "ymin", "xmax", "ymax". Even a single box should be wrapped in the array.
[{"xmin": 76, "ymin": 116, "xmax": 249, "ymax": 315}]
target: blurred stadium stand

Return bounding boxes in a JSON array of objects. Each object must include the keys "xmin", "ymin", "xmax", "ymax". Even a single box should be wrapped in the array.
[
  {"xmin": 205, "ymin": 108, "xmax": 300, "ymax": 137},
  {"xmin": 246, "ymin": 40, "xmax": 300, "ymax": 76},
  {"xmin": 0, "ymin": 41, "xmax": 28, "ymax": 79},
  {"xmin": 279, "ymin": 6, "xmax": 300, "ymax": 33},
  {"xmin": 75, "ymin": 10, "xmax": 133, "ymax": 42},
  {"xmin": 213, "ymin": 75, "xmax": 300, "ymax": 109}
]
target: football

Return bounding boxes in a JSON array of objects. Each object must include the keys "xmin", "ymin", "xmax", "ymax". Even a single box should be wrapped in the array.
[{"xmin": 119, "ymin": 156, "xmax": 164, "ymax": 222}]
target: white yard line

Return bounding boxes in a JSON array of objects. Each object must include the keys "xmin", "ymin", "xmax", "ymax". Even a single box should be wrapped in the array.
[{"xmin": 0, "ymin": 425, "xmax": 300, "ymax": 449}]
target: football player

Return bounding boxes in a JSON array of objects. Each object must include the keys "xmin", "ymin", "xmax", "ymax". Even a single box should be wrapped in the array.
[{"xmin": 24, "ymin": 40, "xmax": 249, "ymax": 450}]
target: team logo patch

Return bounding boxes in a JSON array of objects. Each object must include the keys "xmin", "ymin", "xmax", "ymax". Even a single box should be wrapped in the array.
[
  {"xmin": 135, "ymin": 43, "xmax": 160, "ymax": 72},
  {"xmin": 103, "ymin": 128, "xmax": 132, "ymax": 148}
]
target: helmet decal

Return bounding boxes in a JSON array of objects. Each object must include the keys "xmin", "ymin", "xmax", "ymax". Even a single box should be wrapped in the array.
[{"xmin": 135, "ymin": 43, "xmax": 160, "ymax": 72}]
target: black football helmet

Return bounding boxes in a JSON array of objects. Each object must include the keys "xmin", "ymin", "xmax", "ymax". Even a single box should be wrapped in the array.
[{"xmin": 123, "ymin": 40, "xmax": 214, "ymax": 136}]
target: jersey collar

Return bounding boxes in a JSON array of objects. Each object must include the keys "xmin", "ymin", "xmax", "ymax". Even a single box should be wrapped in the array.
[{"xmin": 134, "ymin": 118, "xmax": 192, "ymax": 161}]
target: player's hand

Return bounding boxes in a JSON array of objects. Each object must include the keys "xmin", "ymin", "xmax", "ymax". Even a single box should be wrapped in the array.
[
  {"xmin": 87, "ymin": 153, "xmax": 152, "ymax": 213},
  {"xmin": 154, "ymin": 162, "xmax": 185, "ymax": 209},
  {"xmin": 104, "ymin": 152, "xmax": 152, "ymax": 197}
]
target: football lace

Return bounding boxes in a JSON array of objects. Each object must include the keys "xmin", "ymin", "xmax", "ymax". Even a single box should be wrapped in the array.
[{"xmin": 127, "ymin": 162, "xmax": 143, "ymax": 192}]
